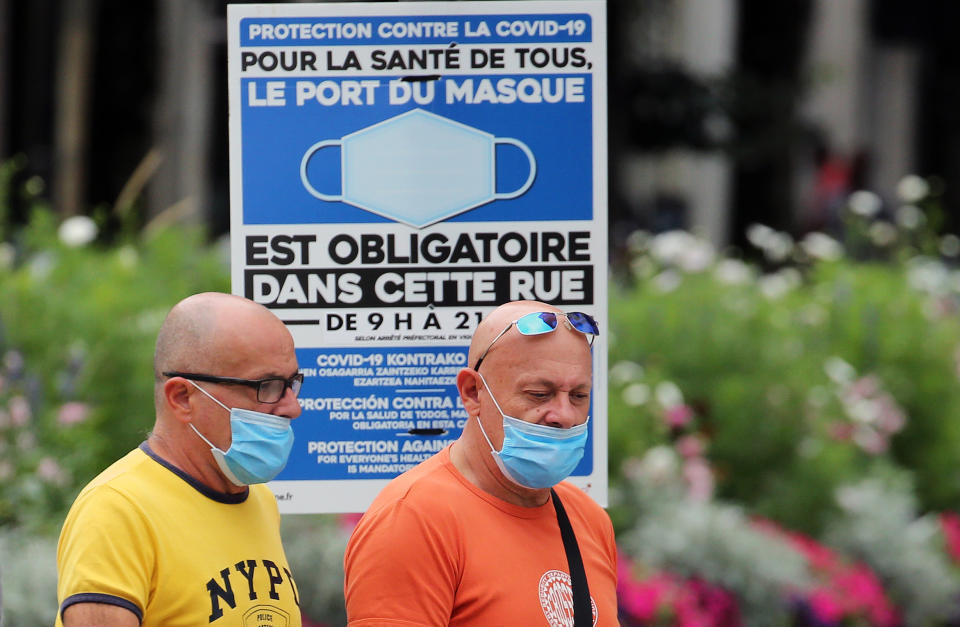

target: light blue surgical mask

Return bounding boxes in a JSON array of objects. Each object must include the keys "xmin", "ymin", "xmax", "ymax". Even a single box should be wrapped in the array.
[
  {"xmin": 188, "ymin": 382, "xmax": 295, "ymax": 486},
  {"xmin": 300, "ymin": 108, "xmax": 536, "ymax": 228},
  {"xmin": 474, "ymin": 372, "xmax": 588, "ymax": 489}
]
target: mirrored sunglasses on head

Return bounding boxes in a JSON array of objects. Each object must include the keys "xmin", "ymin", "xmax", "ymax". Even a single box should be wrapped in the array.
[{"xmin": 473, "ymin": 311, "xmax": 599, "ymax": 371}]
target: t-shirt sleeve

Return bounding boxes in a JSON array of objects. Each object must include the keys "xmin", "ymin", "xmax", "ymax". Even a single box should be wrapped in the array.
[
  {"xmin": 344, "ymin": 495, "xmax": 459, "ymax": 626},
  {"xmin": 56, "ymin": 485, "xmax": 155, "ymax": 622}
]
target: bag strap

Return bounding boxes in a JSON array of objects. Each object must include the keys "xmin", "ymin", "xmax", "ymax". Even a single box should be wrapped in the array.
[{"xmin": 550, "ymin": 488, "xmax": 592, "ymax": 626}]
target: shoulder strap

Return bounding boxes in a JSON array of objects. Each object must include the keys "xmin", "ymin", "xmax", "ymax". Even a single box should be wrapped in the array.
[{"xmin": 550, "ymin": 488, "xmax": 592, "ymax": 626}]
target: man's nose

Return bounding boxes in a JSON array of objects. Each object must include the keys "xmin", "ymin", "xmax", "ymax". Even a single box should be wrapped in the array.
[
  {"xmin": 543, "ymin": 394, "xmax": 584, "ymax": 429},
  {"xmin": 273, "ymin": 385, "xmax": 303, "ymax": 419}
]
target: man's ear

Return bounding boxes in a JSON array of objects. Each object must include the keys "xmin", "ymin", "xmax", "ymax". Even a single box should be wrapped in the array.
[
  {"xmin": 457, "ymin": 368, "xmax": 482, "ymax": 416},
  {"xmin": 163, "ymin": 378, "xmax": 194, "ymax": 424}
]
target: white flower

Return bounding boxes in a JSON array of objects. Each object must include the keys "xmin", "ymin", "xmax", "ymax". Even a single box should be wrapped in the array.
[
  {"xmin": 800, "ymin": 232, "xmax": 843, "ymax": 261},
  {"xmin": 638, "ymin": 445, "xmax": 679, "ymax": 482},
  {"xmin": 625, "ymin": 230, "xmax": 651, "ymax": 254},
  {"xmin": 9, "ymin": 395, "xmax": 31, "ymax": 426},
  {"xmin": 907, "ymin": 257, "xmax": 948, "ymax": 294},
  {"xmin": 940, "ymin": 234, "xmax": 960, "ymax": 258},
  {"xmin": 679, "ymin": 239, "xmax": 716, "ymax": 272},
  {"xmin": 655, "ymin": 381, "xmax": 684, "ymax": 407},
  {"xmin": 848, "ymin": 190, "xmax": 883, "ymax": 217},
  {"xmin": 3, "ymin": 350, "xmax": 24, "ymax": 373},
  {"xmin": 824, "ymin": 356, "xmax": 856, "ymax": 384},
  {"xmin": 766, "ymin": 233, "xmax": 795, "ymax": 262},
  {"xmin": 28, "ymin": 251, "xmax": 54, "ymax": 280},
  {"xmin": 115, "ymin": 245, "xmax": 139, "ymax": 269},
  {"xmin": 610, "ymin": 361, "xmax": 644, "ymax": 385},
  {"xmin": 746, "ymin": 223, "xmax": 776, "ymax": 249},
  {"xmin": 58, "ymin": 215, "xmax": 98, "ymax": 247},
  {"xmin": 846, "ymin": 398, "xmax": 879, "ymax": 424},
  {"xmin": 748, "ymin": 224, "xmax": 794, "ymax": 262},
  {"xmin": 868, "ymin": 221, "xmax": 898, "ymax": 247},
  {"xmin": 758, "ymin": 268, "xmax": 801, "ymax": 299},
  {"xmin": 649, "ymin": 230, "xmax": 715, "ymax": 272},
  {"xmin": 630, "ymin": 256, "xmax": 656, "ymax": 280},
  {"xmin": 0, "ymin": 242, "xmax": 14, "ymax": 269},
  {"xmin": 653, "ymin": 270, "xmax": 681, "ymax": 292},
  {"xmin": 895, "ymin": 205, "xmax": 926, "ymax": 230},
  {"xmin": 714, "ymin": 259, "xmax": 753, "ymax": 284},
  {"xmin": 622, "ymin": 382, "xmax": 650, "ymax": 406},
  {"xmin": 797, "ymin": 304, "xmax": 827, "ymax": 326},
  {"xmin": 24, "ymin": 175, "xmax": 45, "ymax": 195},
  {"xmin": 896, "ymin": 174, "xmax": 930, "ymax": 204}
]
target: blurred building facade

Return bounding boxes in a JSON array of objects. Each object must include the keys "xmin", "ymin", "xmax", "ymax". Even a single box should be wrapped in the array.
[{"xmin": 0, "ymin": 0, "xmax": 957, "ymax": 254}]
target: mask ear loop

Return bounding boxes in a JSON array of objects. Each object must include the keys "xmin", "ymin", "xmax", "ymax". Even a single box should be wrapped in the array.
[
  {"xmin": 184, "ymin": 380, "xmax": 230, "ymax": 451},
  {"xmin": 473, "ymin": 371, "xmax": 503, "ymax": 453}
]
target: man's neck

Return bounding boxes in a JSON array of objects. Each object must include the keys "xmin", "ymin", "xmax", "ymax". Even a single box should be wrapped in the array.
[
  {"xmin": 449, "ymin": 438, "xmax": 550, "ymax": 508},
  {"xmin": 146, "ymin": 430, "xmax": 246, "ymax": 495}
]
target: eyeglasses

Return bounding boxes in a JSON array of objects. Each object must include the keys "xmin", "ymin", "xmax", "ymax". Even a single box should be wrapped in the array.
[
  {"xmin": 473, "ymin": 311, "xmax": 599, "ymax": 371},
  {"xmin": 162, "ymin": 371, "xmax": 304, "ymax": 404}
]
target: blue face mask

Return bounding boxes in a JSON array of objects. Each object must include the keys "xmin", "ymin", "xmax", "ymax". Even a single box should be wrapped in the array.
[
  {"xmin": 188, "ymin": 382, "xmax": 295, "ymax": 486},
  {"xmin": 474, "ymin": 372, "xmax": 588, "ymax": 489}
]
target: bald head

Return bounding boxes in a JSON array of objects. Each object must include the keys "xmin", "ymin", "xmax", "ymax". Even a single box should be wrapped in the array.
[
  {"xmin": 153, "ymin": 293, "xmax": 295, "ymax": 406},
  {"xmin": 468, "ymin": 301, "xmax": 594, "ymax": 374}
]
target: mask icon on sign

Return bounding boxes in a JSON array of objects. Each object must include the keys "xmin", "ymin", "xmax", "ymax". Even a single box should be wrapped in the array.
[{"xmin": 299, "ymin": 109, "xmax": 536, "ymax": 228}]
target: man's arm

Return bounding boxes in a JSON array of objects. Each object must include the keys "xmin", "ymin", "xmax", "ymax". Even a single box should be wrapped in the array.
[
  {"xmin": 344, "ymin": 498, "xmax": 458, "ymax": 625},
  {"xmin": 56, "ymin": 488, "xmax": 152, "ymax": 627},
  {"xmin": 62, "ymin": 602, "xmax": 140, "ymax": 627}
]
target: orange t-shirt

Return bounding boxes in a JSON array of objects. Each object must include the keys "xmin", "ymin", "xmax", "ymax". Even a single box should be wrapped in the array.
[{"xmin": 344, "ymin": 445, "xmax": 619, "ymax": 626}]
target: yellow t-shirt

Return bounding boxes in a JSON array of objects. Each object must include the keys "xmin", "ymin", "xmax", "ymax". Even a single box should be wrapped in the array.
[{"xmin": 56, "ymin": 443, "xmax": 301, "ymax": 627}]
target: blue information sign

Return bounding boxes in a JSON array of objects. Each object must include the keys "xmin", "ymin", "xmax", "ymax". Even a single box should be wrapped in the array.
[{"xmin": 227, "ymin": 1, "xmax": 607, "ymax": 513}]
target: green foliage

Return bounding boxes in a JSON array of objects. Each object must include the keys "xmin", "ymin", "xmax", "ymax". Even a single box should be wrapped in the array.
[
  {"xmin": 0, "ymin": 202, "xmax": 229, "ymax": 533},
  {"xmin": 824, "ymin": 476, "xmax": 959, "ymax": 624},
  {"xmin": 0, "ymin": 527, "xmax": 58, "ymax": 625},
  {"xmin": 609, "ymin": 227, "xmax": 960, "ymax": 535},
  {"xmin": 281, "ymin": 514, "xmax": 352, "ymax": 624},
  {"xmin": 615, "ymin": 449, "xmax": 813, "ymax": 624}
]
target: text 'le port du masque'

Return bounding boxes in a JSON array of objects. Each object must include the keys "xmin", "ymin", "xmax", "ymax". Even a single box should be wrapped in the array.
[{"xmin": 242, "ymin": 41, "xmax": 590, "ymax": 107}]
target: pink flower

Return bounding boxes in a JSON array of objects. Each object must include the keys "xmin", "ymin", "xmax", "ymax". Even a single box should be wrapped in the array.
[
  {"xmin": 57, "ymin": 401, "xmax": 90, "ymax": 426},
  {"xmin": 37, "ymin": 457, "xmax": 68, "ymax": 486},
  {"xmin": 853, "ymin": 426, "xmax": 888, "ymax": 455},
  {"xmin": 683, "ymin": 458, "xmax": 715, "ymax": 502},
  {"xmin": 617, "ymin": 554, "xmax": 670, "ymax": 619},
  {"xmin": 940, "ymin": 512, "xmax": 960, "ymax": 565},
  {"xmin": 754, "ymin": 519, "xmax": 898, "ymax": 626},
  {"xmin": 827, "ymin": 422, "xmax": 854, "ymax": 441},
  {"xmin": 676, "ymin": 435, "xmax": 704, "ymax": 459},
  {"xmin": 664, "ymin": 404, "xmax": 695, "ymax": 429},
  {"xmin": 617, "ymin": 552, "xmax": 741, "ymax": 626},
  {"xmin": 338, "ymin": 512, "xmax": 363, "ymax": 531},
  {"xmin": 875, "ymin": 399, "xmax": 906, "ymax": 434},
  {"xmin": 9, "ymin": 395, "xmax": 30, "ymax": 426},
  {"xmin": 808, "ymin": 587, "xmax": 845, "ymax": 621},
  {"xmin": 847, "ymin": 375, "xmax": 880, "ymax": 399}
]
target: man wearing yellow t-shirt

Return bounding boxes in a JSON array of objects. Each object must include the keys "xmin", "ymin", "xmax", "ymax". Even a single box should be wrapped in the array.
[
  {"xmin": 344, "ymin": 300, "xmax": 618, "ymax": 626},
  {"xmin": 56, "ymin": 293, "xmax": 303, "ymax": 627}
]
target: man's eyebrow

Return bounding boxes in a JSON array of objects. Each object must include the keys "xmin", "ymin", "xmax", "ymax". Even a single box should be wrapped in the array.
[{"xmin": 519, "ymin": 377, "xmax": 592, "ymax": 389}]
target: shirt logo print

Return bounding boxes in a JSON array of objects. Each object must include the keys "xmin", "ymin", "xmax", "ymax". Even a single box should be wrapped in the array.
[{"xmin": 538, "ymin": 569, "xmax": 597, "ymax": 627}]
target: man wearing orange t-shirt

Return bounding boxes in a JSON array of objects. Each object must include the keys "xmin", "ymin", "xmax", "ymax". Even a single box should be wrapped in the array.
[{"xmin": 344, "ymin": 300, "xmax": 618, "ymax": 626}]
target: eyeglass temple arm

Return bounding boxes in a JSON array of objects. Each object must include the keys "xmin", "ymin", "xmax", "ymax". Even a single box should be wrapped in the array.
[{"xmin": 471, "ymin": 321, "xmax": 515, "ymax": 371}]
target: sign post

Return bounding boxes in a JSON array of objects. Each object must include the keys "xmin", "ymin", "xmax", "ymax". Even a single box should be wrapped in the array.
[{"xmin": 227, "ymin": 1, "xmax": 607, "ymax": 513}]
